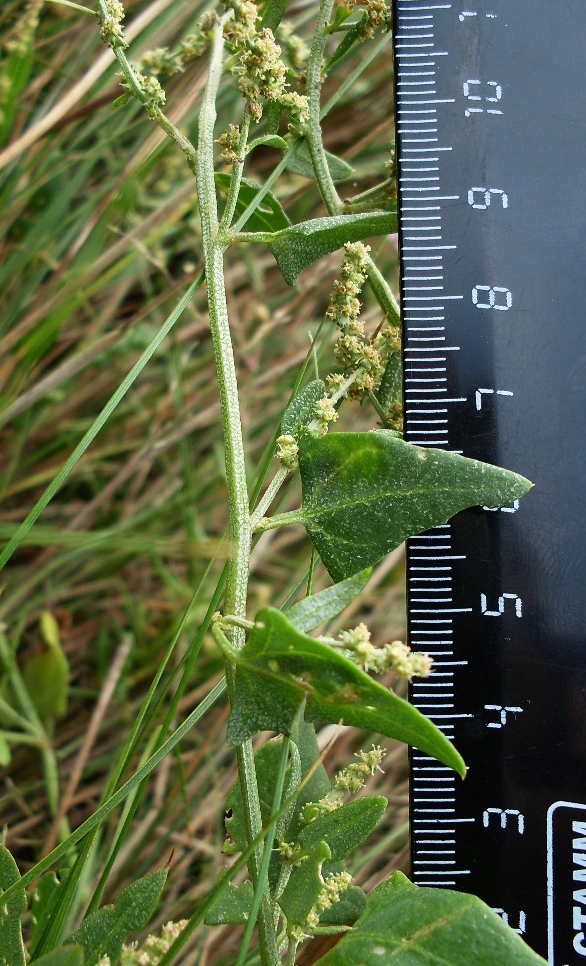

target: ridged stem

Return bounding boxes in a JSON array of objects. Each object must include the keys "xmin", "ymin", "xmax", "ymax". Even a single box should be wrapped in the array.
[{"xmin": 195, "ymin": 23, "xmax": 279, "ymax": 965}]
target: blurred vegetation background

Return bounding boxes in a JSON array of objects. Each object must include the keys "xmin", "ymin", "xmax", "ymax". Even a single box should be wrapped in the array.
[{"xmin": 0, "ymin": 0, "xmax": 404, "ymax": 961}]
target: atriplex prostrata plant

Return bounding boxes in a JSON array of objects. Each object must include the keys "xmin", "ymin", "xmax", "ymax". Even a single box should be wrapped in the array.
[{"xmin": 0, "ymin": 1, "xmax": 547, "ymax": 965}]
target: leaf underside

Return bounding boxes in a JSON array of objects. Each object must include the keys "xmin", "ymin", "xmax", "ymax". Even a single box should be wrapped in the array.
[
  {"xmin": 297, "ymin": 430, "xmax": 533, "ymax": 582},
  {"xmin": 268, "ymin": 212, "xmax": 398, "ymax": 285},
  {"xmin": 281, "ymin": 379, "xmax": 326, "ymax": 438},
  {"xmin": 226, "ymin": 608, "xmax": 465, "ymax": 775},
  {"xmin": 286, "ymin": 567, "xmax": 371, "ymax": 633},
  {"xmin": 313, "ymin": 871, "xmax": 548, "ymax": 965}
]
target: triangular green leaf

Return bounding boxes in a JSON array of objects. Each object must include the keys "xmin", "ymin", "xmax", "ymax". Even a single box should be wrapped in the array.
[
  {"xmin": 279, "ymin": 840, "xmax": 331, "ymax": 926},
  {"xmin": 224, "ymin": 608, "xmax": 465, "ymax": 775},
  {"xmin": 281, "ymin": 379, "xmax": 326, "ymax": 437},
  {"xmin": 287, "ymin": 568, "xmax": 371, "ymax": 633},
  {"xmin": 31, "ymin": 947, "xmax": 84, "ymax": 966},
  {"xmin": 267, "ymin": 212, "xmax": 397, "ymax": 285},
  {"xmin": 0, "ymin": 845, "xmax": 26, "ymax": 966},
  {"xmin": 66, "ymin": 870, "xmax": 166, "ymax": 966},
  {"xmin": 297, "ymin": 430, "xmax": 533, "ymax": 581},
  {"xmin": 204, "ymin": 881, "xmax": 253, "ymax": 925},
  {"xmin": 215, "ymin": 174, "xmax": 290, "ymax": 233},
  {"xmin": 312, "ymin": 871, "xmax": 548, "ymax": 965},
  {"xmin": 298, "ymin": 797, "xmax": 387, "ymax": 862}
]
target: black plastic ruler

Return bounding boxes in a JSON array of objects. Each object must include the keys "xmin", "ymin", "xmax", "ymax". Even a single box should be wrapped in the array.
[{"xmin": 392, "ymin": 2, "xmax": 586, "ymax": 962}]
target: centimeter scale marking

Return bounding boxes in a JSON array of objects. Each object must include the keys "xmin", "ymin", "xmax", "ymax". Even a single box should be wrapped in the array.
[
  {"xmin": 395, "ymin": 0, "xmax": 475, "ymax": 892},
  {"xmin": 393, "ymin": 2, "xmax": 586, "ymax": 963}
]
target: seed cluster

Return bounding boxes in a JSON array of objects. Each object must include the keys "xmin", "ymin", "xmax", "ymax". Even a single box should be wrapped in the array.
[
  {"xmin": 217, "ymin": 123, "xmax": 242, "ymax": 166},
  {"xmin": 276, "ymin": 434, "xmax": 300, "ymax": 471}
]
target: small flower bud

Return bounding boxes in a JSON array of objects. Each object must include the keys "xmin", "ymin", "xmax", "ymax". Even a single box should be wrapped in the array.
[{"xmin": 276, "ymin": 434, "xmax": 299, "ymax": 471}]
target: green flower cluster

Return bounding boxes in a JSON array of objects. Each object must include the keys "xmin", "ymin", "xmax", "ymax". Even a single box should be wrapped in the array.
[
  {"xmin": 331, "ymin": 622, "xmax": 434, "ymax": 679},
  {"xmin": 305, "ymin": 869, "xmax": 353, "ymax": 930},
  {"xmin": 221, "ymin": 0, "xmax": 309, "ymax": 123},
  {"xmin": 99, "ymin": 0, "xmax": 128, "ymax": 49},
  {"xmin": 311, "ymin": 393, "xmax": 339, "ymax": 437},
  {"xmin": 217, "ymin": 122, "xmax": 242, "ymax": 166},
  {"xmin": 276, "ymin": 433, "xmax": 299, "ymax": 470},
  {"xmin": 97, "ymin": 920, "xmax": 188, "ymax": 966},
  {"xmin": 300, "ymin": 746, "xmax": 387, "ymax": 823},
  {"xmin": 120, "ymin": 71, "xmax": 166, "ymax": 111},
  {"xmin": 326, "ymin": 242, "xmax": 401, "ymax": 400},
  {"xmin": 336, "ymin": 0, "xmax": 392, "ymax": 39}
]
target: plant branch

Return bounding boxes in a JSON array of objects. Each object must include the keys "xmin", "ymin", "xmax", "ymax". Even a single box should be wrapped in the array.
[
  {"xmin": 305, "ymin": 0, "xmax": 343, "ymax": 214},
  {"xmin": 253, "ymin": 509, "xmax": 306, "ymax": 534},
  {"xmin": 250, "ymin": 466, "xmax": 290, "ymax": 530},
  {"xmin": 96, "ymin": 0, "xmax": 197, "ymax": 173}
]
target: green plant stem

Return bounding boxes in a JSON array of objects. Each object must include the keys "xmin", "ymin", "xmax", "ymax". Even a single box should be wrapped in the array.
[
  {"xmin": 305, "ymin": 0, "xmax": 342, "ymax": 214},
  {"xmin": 368, "ymin": 388, "xmax": 391, "ymax": 426},
  {"xmin": 253, "ymin": 509, "xmax": 306, "ymax": 533},
  {"xmin": 46, "ymin": 0, "xmax": 98, "ymax": 14},
  {"xmin": 158, "ymin": 738, "xmax": 336, "ymax": 966},
  {"xmin": 0, "ymin": 695, "xmax": 38, "ymax": 733},
  {"xmin": 0, "ymin": 731, "xmax": 43, "ymax": 747},
  {"xmin": 286, "ymin": 938, "xmax": 299, "ymax": 966},
  {"xmin": 196, "ymin": 23, "xmax": 278, "ymax": 965},
  {"xmin": 235, "ymin": 736, "xmax": 291, "ymax": 966},
  {"xmin": 305, "ymin": 21, "xmax": 400, "ymax": 331}
]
